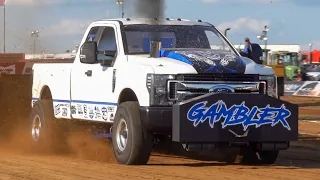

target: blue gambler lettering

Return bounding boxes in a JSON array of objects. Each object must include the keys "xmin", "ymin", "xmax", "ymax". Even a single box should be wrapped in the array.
[{"xmin": 187, "ymin": 101, "xmax": 291, "ymax": 131}]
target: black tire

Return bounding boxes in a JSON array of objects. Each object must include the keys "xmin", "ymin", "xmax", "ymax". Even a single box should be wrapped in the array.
[
  {"xmin": 240, "ymin": 148, "xmax": 279, "ymax": 165},
  {"xmin": 112, "ymin": 101, "xmax": 153, "ymax": 165},
  {"xmin": 29, "ymin": 100, "xmax": 69, "ymax": 154}
]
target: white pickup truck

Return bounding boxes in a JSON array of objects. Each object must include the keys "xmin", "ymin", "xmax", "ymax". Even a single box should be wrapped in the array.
[{"xmin": 30, "ymin": 18, "xmax": 298, "ymax": 165}]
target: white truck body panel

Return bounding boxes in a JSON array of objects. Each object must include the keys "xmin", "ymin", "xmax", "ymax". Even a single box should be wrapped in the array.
[
  {"xmin": 70, "ymin": 22, "xmax": 120, "ymax": 122},
  {"xmin": 32, "ymin": 63, "xmax": 73, "ymax": 119}
]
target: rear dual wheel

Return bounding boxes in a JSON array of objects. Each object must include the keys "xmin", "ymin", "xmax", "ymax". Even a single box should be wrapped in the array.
[{"xmin": 30, "ymin": 100, "xmax": 69, "ymax": 154}]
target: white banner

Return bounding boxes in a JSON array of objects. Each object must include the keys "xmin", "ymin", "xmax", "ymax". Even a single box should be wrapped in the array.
[
  {"xmin": 292, "ymin": 81, "xmax": 320, "ymax": 97},
  {"xmin": 0, "ymin": 65, "xmax": 16, "ymax": 75}
]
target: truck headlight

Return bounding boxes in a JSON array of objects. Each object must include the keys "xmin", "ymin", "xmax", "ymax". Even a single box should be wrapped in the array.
[
  {"xmin": 146, "ymin": 74, "xmax": 175, "ymax": 106},
  {"xmin": 259, "ymin": 75, "xmax": 278, "ymax": 98}
]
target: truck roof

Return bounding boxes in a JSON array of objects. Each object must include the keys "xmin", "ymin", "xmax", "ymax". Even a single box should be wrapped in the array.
[{"xmin": 97, "ymin": 18, "xmax": 213, "ymax": 26}]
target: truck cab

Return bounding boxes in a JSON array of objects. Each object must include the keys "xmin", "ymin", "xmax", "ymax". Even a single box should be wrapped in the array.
[
  {"xmin": 282, "ymin": 52, "xmax": 300, "ymax": 80},
  {"xmin": 269, "ymin": 51, "xmax": 301, "ymax": 81},
  {"xmin": 30, "ymin": 18, "xmax": 298, "ymax": 166}
]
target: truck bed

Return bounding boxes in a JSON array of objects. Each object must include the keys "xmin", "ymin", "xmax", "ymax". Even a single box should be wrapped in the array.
[{"xmin": 32, "ymin": 62, "xmax": 74, "ymax": 104}]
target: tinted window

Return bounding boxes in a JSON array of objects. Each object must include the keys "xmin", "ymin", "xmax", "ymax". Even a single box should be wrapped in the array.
[
  {"xmin": 124, "ymin": 25, "xmax": 236, "ymax": 55},
  {"xmin": 85, "ymin": 27, "xmax": 100, "ymax": 42},
  {"xmin": 97, "ymin": 27, "xmax": 117, "ymax": 61}
]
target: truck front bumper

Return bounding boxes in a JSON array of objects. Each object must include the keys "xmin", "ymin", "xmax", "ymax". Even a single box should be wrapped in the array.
[
  {"xmin": 140, "ymin": 93, "xmax": 298, "ymax": 147},
  {"xmin": 140, "ymin": 106, "xmax": 173, "ymax": 133}
]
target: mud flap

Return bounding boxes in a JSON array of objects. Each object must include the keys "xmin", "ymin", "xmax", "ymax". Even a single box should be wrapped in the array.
[{"xmin": 172, "ymin": 93, "xmax": 298, "ymax": 143}]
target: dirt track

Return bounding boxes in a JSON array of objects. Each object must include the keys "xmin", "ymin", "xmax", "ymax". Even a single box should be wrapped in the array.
[
  {"xmin": 281, "ymin": 96, "xmax": 320, "ymax": 119},
  {"xmin": 0, "ymin": 143, "xmax": 319, "ymax": 180},
  {"xmin": 0, "ymin": 96, "xmax": 319, "ymax": 180},
  {"xmin": 0, "ymin": 138, "xmax": 319, "ymax": 180}
]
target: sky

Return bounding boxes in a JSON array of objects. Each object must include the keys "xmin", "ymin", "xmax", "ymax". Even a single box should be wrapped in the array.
[{"xmin": 0, "ymin": 0, "xmax": 319, "ymax": 53}]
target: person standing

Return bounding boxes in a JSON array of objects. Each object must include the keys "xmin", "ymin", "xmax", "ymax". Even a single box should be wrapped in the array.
[{"xmin": 243, "ymin": 37, "xmax": 263, "ymax": 64}]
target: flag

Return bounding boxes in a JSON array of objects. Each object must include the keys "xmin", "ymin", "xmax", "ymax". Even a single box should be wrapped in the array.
[{"xmin": 0, "ymin": 0, "xmax": 6, "ymax": 6}]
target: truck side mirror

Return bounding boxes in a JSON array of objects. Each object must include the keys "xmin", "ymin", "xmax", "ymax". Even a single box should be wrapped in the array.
[{"xmin": 80, "ymin": 41, "xmax": 97, "ymax": 64}]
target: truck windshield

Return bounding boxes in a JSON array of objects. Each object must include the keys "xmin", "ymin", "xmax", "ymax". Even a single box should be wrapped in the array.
[
  {"xmin": 282, "ymin": 53, "xmax": 299, "ymax": 66},
  {"xmin": 123, "ymin": 25, "xmax": 237, "ymax": 55}
]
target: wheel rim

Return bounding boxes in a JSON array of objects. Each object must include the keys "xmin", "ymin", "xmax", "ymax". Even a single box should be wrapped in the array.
[
  {"xmin": 116, "ymin": 118, "xmax": 128, "ymax": 151},
  {"xmin": 31, "ymin": 115, "xmax": 41, "ymax": 142}
]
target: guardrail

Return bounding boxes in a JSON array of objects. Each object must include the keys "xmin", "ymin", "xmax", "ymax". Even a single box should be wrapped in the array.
[{"xmin": 285, "ymin": 81, "xmax": 320, "ymax": 97}]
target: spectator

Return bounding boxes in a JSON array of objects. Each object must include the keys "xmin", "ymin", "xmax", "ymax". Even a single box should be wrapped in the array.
[{"xmin": 243, "ymin": 37, "xmax": 263, "ymax": 64}]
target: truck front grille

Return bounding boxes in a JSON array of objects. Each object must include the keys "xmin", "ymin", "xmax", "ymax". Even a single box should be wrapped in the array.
[{"xmin": 168, "ymin": 74, "xmax": 265, "ymax": 101}]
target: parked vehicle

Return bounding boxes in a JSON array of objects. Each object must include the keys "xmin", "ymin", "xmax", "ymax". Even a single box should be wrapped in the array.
[
  {"xmin": 301, "ymin": 64, "xmax": 320, "ymax": 81},
  {"xmin": 301, "ymin": 50, "xmax": 320, "ymax": 64}
]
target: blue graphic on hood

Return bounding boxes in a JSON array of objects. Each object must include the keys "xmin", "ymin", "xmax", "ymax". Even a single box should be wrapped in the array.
[{"xmin": 158, "ymin": 49, "xmax": 246, "ymax": 74}]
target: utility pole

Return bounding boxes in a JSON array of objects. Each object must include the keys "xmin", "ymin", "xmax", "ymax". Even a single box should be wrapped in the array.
[
  {"xmin": 309, "ymin": 43, "xmax": 313, "ymax": 64},
  {"xmin": 2, "ymin": 2, "xmax": 6, "ymax": 53},
  {"xmin": 31, "ymin": 30, "xmax": 39, "ymax": 58},
  {"xmin": 116, "ymin": 0, "xmax": 124, "ymax": 18},
  {"xmin": 257, "ymin": 25, "xmax": 269, "ymax": 63}
]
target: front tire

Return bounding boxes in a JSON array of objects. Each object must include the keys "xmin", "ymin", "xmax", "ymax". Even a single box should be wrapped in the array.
[
  {"xmin": 29, "ymin": 100, "xmax": 69, "ymax": 153},
  {"xmin": 112, "ymin": 101, "xmax": 153, "ymax": 165}
]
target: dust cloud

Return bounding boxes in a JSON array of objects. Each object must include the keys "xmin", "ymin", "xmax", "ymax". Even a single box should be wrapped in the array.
[
  {"xmin": 0, "ymin": 77, "xmax": 115, "ymax": 163},
  {"xmin": 125, "ymin": 0, "xmax": 165, "ymax": 19},
  {"xmin": 0, "ymin": 120, "xmax": 115, "ymax": 163},
  {"xmin": 127, "ymin": 0, "xmax": 165, "ymax": 42},
  {"xmin": 133, "ymin": 0, "xmax": 164, "ymax": 19}
]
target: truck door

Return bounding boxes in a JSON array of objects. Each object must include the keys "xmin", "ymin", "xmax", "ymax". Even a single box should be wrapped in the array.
[{"xmin": 71, "ymin": 25, "xmax": 119, "ymax": 122}]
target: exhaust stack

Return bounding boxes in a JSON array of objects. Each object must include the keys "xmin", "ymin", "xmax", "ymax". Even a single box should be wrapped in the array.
[{"xmin": 150, "ymin": 41, "xmax": 162, "ymax": 58}]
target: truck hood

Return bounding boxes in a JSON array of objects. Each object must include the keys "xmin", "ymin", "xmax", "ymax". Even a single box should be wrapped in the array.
[{"xmin": 128, "ymin": 49, "xmax": 274, "ymax": 75}]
